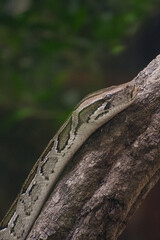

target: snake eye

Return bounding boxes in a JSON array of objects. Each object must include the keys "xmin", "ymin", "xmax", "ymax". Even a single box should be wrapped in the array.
[{"xmin": 105, "ymin": 94, "xmax": 112, "ymax": 100}]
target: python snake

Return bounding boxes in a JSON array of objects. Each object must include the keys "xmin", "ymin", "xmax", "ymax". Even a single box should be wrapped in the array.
[{"xmin": 0, "ymin": 81, "xmax": 138, "ymax": 240}]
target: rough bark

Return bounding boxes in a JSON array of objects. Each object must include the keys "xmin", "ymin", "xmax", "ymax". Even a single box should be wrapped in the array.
[{"xmin": 27, "ymin": 55, "xmax": 160, "ymax": 240}]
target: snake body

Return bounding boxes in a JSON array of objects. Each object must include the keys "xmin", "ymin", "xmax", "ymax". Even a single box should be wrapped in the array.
[{"xmin": 0, "ymin": 81, "xmax": 138, "ymax": 240}]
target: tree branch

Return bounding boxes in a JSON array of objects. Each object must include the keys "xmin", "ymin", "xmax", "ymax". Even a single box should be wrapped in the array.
[{"xmin": 27, "ymin": 55, "xmax": 160, "ymax": 240}]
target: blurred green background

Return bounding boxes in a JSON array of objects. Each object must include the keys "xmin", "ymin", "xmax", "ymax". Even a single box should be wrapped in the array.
[{"xmin": 0, "ymin": 0, "xmax": 160, "ymax": 239}]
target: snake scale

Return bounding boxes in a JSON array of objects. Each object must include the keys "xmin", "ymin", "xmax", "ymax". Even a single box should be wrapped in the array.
[{"xmin": 0, "ymin": 81, "xmax": 138, "ymax": 240}]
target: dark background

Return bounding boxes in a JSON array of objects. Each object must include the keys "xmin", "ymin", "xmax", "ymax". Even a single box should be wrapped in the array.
[{"xmin": 0, "ymin": 1, "xmax": 160, "ymax": 239}]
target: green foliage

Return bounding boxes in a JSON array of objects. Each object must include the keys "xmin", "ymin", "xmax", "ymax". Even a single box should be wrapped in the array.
[{"xmin": 0, "ymin": 0, "xmax": 158, "ymax": 127}]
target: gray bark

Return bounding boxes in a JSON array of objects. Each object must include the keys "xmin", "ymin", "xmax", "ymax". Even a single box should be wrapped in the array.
[{"xmin": 27, "ymin": 55, "xmax": 160, "ymax": 240}]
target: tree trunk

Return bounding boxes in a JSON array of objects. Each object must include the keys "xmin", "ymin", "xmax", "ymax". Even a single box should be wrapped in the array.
[{"xmin": 27, "ymin": 55, "xmax": 160, "ymax": 240}]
